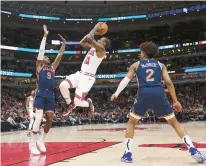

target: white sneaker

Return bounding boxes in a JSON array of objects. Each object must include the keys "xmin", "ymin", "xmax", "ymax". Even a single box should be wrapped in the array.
[
  {"xmin": 37, "ymin": 141, "xmax": 46, "ymax": 153},
  {"xmin": 189, "ymin": 147, "xmax": 206, "ymax": 163},
  {"xmin": 29, "ymin": 133, "xmax": 40, "ymax": 155},
  {"xmin": 29, "ymin": 143, "xmax": 40, "ymax": 155}
]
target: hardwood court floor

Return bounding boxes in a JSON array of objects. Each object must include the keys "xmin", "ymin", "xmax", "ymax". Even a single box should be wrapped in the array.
[{"xmin": 1, "ymin": 122, "xmax": 206, "ymax": 166}]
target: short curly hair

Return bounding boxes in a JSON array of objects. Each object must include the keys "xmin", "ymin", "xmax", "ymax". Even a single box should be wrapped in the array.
[{"xmin": 140, "ymin": 41, "xmax": 158, "ymax": 59}]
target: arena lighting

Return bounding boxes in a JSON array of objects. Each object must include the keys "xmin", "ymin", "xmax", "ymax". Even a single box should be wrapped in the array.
[
  {"xmin": 199, "ymin": 40, "xmax": 206, "ymax": 44},
  {"xmin": 51, "ymin": 40, "xmax": 61, "ymax": 45},
  {"xmin": 98, "ymin": 15, "xmax": 146, "ymax": 21},
  {"xmin": 19, "ymin": 13, "xmax": 60, "ymax": 20},
  {"xmin": 0, "ymin": 45, "xmax": 80, "ymax": 55},
  {"xmin": 0, "ymin": 10, "xmax": 11, "ymax": 14},
  {"xmin": 0, "ymin": 70, "xmax": 32, "ymax": 77},
  {"xmin": 66, "ymin": 18, "xmax": 93, "ymax": 21},
  {"xmin": 185, "ymin": 67, "xmax": 206, "ymax": 73}
]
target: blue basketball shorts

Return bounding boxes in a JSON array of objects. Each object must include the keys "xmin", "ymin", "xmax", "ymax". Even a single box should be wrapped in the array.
[
  {"xmin": 34, "ymin": 89, "xmax": 55, "ymax": 112},
  {"xmin": 130, "ymin": 87, "xmax": 174, "ymax": 120}
]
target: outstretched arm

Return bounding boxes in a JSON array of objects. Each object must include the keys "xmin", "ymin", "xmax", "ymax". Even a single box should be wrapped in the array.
[
  {"xmin": 36, "ymin": 25, "xmax": 48, "ymax": 71},
  {"xmin": 80, "ymin": 23, "xmax": 105, "ymax": 54},
  {"xmin": 52, "ymin": 34, "xmax": 66, "ymax": 71},
  {"xmin": 161, "ymin": 63, "xmax": 182, "ymax": 111},
  {"xmin": 111, "ymin": 62, "xmax": 138, "ymax": 101},
  {"xmin": 80, "ymin": 35, "xmax": 92, "ymax": 50}
]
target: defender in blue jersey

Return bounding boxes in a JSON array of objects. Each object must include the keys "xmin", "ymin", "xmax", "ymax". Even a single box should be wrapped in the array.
[
  {"xmin": 29, "ymin": 25, "xmax": 66, "ymax": 155},
  {"xmin": 111, "ymin": 41, "xmax": 205, "ymax": 163}
]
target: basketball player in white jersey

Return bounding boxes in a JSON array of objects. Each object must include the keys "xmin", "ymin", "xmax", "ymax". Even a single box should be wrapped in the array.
[
  {"xmin": 26, "ymin": 90, "xmax": 35, "ymax": 136},
  {"xmin": 59, "ymin": 22, "xmax": 110, "ymax": 117}
]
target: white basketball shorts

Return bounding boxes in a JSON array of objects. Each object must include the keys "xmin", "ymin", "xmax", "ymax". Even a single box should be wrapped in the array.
[{"xmin": 65, "ymin": 71, "xmax": 95, "ymax": 99}]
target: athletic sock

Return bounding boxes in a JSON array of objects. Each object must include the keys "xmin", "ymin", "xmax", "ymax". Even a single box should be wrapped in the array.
[
  {"xmin": 125, "ymin": 138, "xmax": 132, "ymax": 153},
  {"xmin": 28, "ymin": 118, "xmax": 34, "ymax": 130},
  {"xmin": 182, "ymin": 135, "xmax": 195, "ymax": 149},
  {"xmin": 59, "ymin": 81, "xmax": 71, "ymax": 104},
  {"xmin": 40, "ymin": 132, "xmax": 48, "ymax": 142}
]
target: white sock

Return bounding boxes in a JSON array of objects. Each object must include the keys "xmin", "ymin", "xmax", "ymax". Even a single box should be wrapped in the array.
[
  {"xmin": 182, "ymin": 135, "xmax": 195, "ymax": 149},
  {"xmin": 28, "ymin": 118, "xmax": 34, "ymax": 130},
  {"xmin": 40, "ymin": 132, "xmax": 48, "ymax": 142},
  {"xmin": 31, "ymin": 133, "xmax": 39, "ymax": 145},
  {"xmin": 32, "ymin": 109, "xmax": 43, "ymax": 132},
  {"xmin": 125, "ymin": 138, "xmax": 132, "ymax": 153},
  {"xmin": 59, "ymin": 81, "xmax": 71, "ymax": 104}
]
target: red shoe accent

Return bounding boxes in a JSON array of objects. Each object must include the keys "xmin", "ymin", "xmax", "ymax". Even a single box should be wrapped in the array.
[{"xmin": 63, "ymin": 104, "xmax": 76, "ymax": 117}]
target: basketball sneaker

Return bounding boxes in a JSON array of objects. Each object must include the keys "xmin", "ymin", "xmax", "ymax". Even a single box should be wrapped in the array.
[
  {"xmin": 29, "ymin": 134, "xmax": 40, "ymax": 155},
  {"xmin": 121, "ymin": 152, "xmax": 133, "ymax": 163},
  {"xmin": 189, "ymin": 147, "xmax": 206, "ymax": 163},
  {"xmin": 87, "ymin": 98, "xmax": 94, "ymax": 118},
  {"xmin": 63, "ymin": 103, "xmax": 76, "ymax": 117},
  {"xmin": 29, "ymin": 143, "xmax": 40, "ymax": 155},
  {"xmin": 37, "ymin": 140, "xmax": 46, "ymax": 153}
]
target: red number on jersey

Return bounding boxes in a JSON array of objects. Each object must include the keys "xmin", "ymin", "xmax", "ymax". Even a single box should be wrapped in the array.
[
  {"xmin": 88, "ymin": 49, "xmax": 95, "ymax": 56},
  {"xmin": 84, "ymin": 56, "xmax": 90, "ymax": 65}
]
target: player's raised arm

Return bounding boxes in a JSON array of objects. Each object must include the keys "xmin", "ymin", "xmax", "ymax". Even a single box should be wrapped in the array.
[
  {"xmin": 79, "ymin": 23, "xmax": 101, "ymax": 50},
  {"xmin": 36, "ymin": 25, "xmax": 48, "ymax": 71},
  {"xmin": 85, "ymin": 23, "xmax": 105, "ymax": 53},
  {"xmin": 111, "ymin": 62, "xmax": 138, "ymax": 101},
  {"xmin": 161, "ymin": 63, "xmax": 182, "ymax": 112},
  {"xmin": 51, "ymin": 34, "xmax": 66, "ymax": 71},
  {"xmin": 80, "ymin": 35, "xmax": 92, "ymax": 50}
]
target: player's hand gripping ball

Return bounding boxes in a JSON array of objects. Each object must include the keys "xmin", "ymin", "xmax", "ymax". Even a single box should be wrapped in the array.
[{"xmin": 95, "ymin": 22, "xmax": 108, "ymax": 35}]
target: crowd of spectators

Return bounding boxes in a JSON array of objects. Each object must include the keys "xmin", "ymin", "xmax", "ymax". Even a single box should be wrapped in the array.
[{"xmin": 1, "ymin": 83, "xmax": 206, "ymax": 132}]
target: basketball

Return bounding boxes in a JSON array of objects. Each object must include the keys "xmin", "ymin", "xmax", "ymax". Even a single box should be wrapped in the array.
[{"xmin": 97, "ymin": 22, "xmax": 108, "ymax": 35}]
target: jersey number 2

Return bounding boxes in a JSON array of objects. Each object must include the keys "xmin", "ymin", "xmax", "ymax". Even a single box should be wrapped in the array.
[
  {"xmin": 84, "ymin": 56, "xmax": 90, "ymax": 65},
  {"xmin": 146, "ymin": 69, "xmax": 154, "ymax": 82}
]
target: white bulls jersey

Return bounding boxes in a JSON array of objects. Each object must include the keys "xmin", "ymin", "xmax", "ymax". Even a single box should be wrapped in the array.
[{"xmin": 81, "ymin": 48, "xmax": 104, "ymax": 75}]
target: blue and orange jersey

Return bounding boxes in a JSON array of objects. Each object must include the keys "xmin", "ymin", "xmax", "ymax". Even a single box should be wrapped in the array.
[
  {"xmin": 137, "ymin": 59, "xmax": 163, "ymax": 88},
  {"xmin": 36, "ymin": 64, "xmax": 55, "ymax": 90}
]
